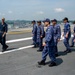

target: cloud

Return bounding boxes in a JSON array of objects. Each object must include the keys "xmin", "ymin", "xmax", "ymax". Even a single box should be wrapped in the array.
[
  {"xmin": 54, "ymin": 8, "xmax": 65, "ymax": 13},
  {"xmin": 36, "ymin": 11, "xmax": 44, "ymax": 15},
  {"xmin": 8, "ymin": 11, "xmax": 13, "ymax": 14}
]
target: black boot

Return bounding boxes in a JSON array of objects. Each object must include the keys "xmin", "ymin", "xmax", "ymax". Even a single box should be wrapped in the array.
[
  {"xmin": 64, "ymin": 49, "xmax": 71, "ymax": 53},
  {"xmin": 55, "ymin": 54, "xmax": 59, "ymax": 57},
  {"xmin": 2, "ymin": 48, "xmax": 6, "ymax": 52},
  {"xmin": 32, "ymin": 45, "xmax": 37, "ymax": 48},
  {"xmin": 37, "ymin": 49, "xmax": 43, "ymax": 52},
  {"xmin": 5, "ymin": 45, "xmax": 9, "ymax": 49},
  {"xmin": 2, "ymin": 45, "xmax": 9, "ymax": 52},
  {"xmin": 70, "ymin": 45, "xmax": 74, "ymax": 47},
  {"xmin": 67, "ymin": 50, "xmax": 71, "ymax": 53},
  {"xmin": 49, "ymin": 62, "xmax": 56, "ymax": 67},
  {"xmin": 38, "ymin": 60, "xmax": 45, "ymax": 65}
]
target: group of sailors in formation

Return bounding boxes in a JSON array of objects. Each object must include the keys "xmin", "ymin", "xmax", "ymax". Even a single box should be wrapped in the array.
[
  {"xmin": 0, "ymin": 17, "xmax": 75, "ymax": 67},
  {"xmin": 32, "ymin": 17, "xmax": 75, "ymax": 67}
]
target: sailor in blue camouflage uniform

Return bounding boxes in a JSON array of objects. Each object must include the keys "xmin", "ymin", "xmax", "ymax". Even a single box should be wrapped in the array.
[
  {"xmin": 37, "ymin": 21, "xmax": 44, "ymax": 52},
  {"xmin": 63, "ymin": 17, "xmax": 71, "ymax": 53},
  {"xmin": 38, "ymin": 19, "xmax": 56, "ymax": 67},
  {"xmin": 52, "ymin": 19, "xmax": 61, "ymax": 57},
  {"xmin": 32, "ymin": 20, "xmax": 37, "ymax": 48},
  {"xmin": 70, "ymin": 21, "xmax": 75, "ymax": 47},
  {"xmin": 0, "ymin": 18, "xmax": 8, "ymax": 52}
]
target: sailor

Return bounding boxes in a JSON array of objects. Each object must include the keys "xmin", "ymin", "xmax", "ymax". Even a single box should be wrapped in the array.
[
  {"xmin": 32, "ymin": 20, "xmax": 37, "ymax": 48},
  {"xmin": 0, "ymin": 18, "xmax": 8, "ymax": 52},
  {"xmin": 37, "ymin": 21, "xmax": 44, "ymax": 52},
  {"xmin": 52, "ymin": 19, "xmax": 61, "ymax": 57},
  {"xmin": 63, "ymin": 17, "xmax": 71, "ymax": 53},
  {"xmin": 38, "ymin": 19, "xmax": 56, "ymax": 67},
  {"xmin": 70, "ymin": 21, "xmax": 75, "ymax": 47}
]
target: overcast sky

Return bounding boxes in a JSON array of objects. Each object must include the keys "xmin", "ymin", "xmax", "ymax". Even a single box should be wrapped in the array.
[{"xmin": 0, "ymin": 0, "xmax": 75, "ymax": 20}]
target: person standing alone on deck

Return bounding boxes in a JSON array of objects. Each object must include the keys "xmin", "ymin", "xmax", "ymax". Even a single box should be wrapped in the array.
[{"xmin": 0, "ymin": 18, "xmax": 8, "ymax": 52}]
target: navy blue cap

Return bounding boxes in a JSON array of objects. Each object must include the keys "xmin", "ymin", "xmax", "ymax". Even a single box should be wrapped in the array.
[
  {"xmin": 37, "ymin": 20, "xmax": 41, "ymax": 23},
  {"xmin": 51, "ymin": 19, "xmax": 57, "ymax": 22},
  {"xmin": 43, "ymin": 18, "xmax": 50, "ymax": 23},
  {"xmin": 32, "ymin": 20, "xmax": 36, "ymax": 23},
  {"xmin": 63, "ymin": 17, "xmax": 68, "ymax": 21}
]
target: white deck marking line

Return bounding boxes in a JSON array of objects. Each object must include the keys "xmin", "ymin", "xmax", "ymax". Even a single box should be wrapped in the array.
[
  {"xmin": 0, "ymin": 45, "xmax": 34, "ymax": 55},
  {"xmin": 60, "ymin": 35, "xmax": 73, "ymax": 40},
  {"xmin": 6, "ymin": 37, "xmax": 32, "ymax": 43},
  {"xmin": 6, "ymin": 35, "xmax": 73, "ymax": 43},
  {"xmin": 0, "ymin": 35, "xmax": 74, "ymax": 55}
]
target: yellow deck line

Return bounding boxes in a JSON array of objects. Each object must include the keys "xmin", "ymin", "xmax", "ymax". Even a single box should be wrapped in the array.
[{"xmin": 8, "ymin": 30, "xmax": 32, "ymax": 35}]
